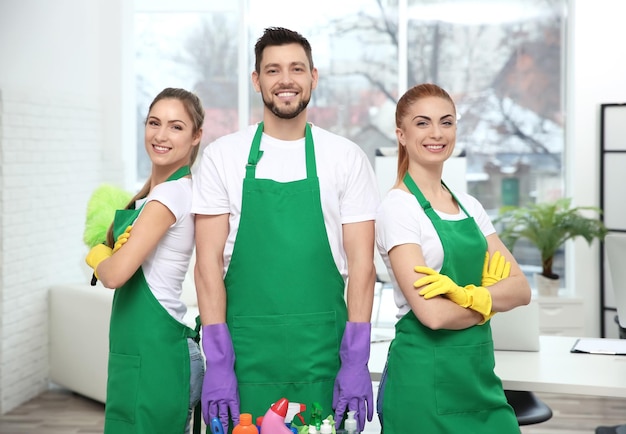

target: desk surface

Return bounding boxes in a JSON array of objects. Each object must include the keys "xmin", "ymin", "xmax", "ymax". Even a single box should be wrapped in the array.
[{"xmin": 369, "ymin": 334, "xmax": 626, "ymax": 398}]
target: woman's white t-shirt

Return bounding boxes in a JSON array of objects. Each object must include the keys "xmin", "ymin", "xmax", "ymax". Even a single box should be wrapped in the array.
[
  {"xmin": 376, "ymin": 188, "xmax": 495, "ymax": 318},
  {"xmin": 134, "ymin": 177, "xmax": 194, "ymax": 323}
]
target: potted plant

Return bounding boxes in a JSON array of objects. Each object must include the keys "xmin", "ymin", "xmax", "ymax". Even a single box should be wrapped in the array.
[{"xmin": 494, "ymin": 197, "xmax": 608, "ymax": 296}]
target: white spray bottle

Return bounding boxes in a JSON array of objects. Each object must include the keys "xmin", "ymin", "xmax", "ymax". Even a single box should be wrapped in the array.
[
  {"xmin": 319, "ymin": 419, "xmax": 332, "ymax": 434},
  {"xmin": 344, "ymin": 410, "xmax": 358, "ymax": 434}
]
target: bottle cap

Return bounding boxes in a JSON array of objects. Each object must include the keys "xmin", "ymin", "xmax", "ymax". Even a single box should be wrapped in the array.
[
  {"xmin": 240, "ymin": 413, "xmax": 253, "ymax": 425},
  {"xmin": 271, "ymin": 397, "xmax": 289, "ymax": 418},
  {"xmin": 256, "ymin": 416, "xmax": 263, "ymax": 426}
]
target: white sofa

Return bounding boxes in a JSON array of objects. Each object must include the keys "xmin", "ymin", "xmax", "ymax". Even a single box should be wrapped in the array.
[{"xmin": 48, "ymin": 261, "xmax": 199, "ymax": 403}]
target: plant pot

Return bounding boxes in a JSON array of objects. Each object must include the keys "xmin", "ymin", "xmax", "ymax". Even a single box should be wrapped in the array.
[{"xmin": 534, "ymin": 273, "xmax": 560, "ymax": 296}]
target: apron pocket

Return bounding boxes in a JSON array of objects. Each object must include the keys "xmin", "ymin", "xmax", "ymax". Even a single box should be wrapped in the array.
[
  {"xmin": 106, "ymin": 352, "xmax": 141, "ymax": 423},
  {"xmin": 434, "ymin": 342, "xmax": 504, "ymax": 415},
  {"xmin": 232, "ymin": 310, "xmax": 339, "ymax": 384}
]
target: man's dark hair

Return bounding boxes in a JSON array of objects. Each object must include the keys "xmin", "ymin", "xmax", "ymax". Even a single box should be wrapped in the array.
[{"xmin": 254, "ymin": 27, "xmax": 314, "ymax": 73}]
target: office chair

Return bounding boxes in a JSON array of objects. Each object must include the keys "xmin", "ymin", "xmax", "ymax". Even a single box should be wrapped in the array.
[{"xmin": 504, "ymin": 390, "xmax": 553, "ymax": 425}]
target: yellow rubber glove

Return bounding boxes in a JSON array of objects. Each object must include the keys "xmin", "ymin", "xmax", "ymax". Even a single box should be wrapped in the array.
[
  {"xmin": 414, "ymin": 266, "xmax": 493, "ymax": 319},
  {"xmin": 482, "ymin": 251, "xmax": 511, "ymax": 287},
  {"xmin": 86, "ymin": 244, "xmax": 112, "ymax": 279},
  {"xmin": 113, "ymin": 225, "xmax": 132, "ymax": 254},
  {"xmin": 480, "ymin": 251, "xmax": 512, "ymax": 323}
]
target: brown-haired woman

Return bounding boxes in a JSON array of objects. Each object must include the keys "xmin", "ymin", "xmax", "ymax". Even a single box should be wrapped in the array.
[{"xmin": 86, "ymin": 87, "xmax": 204, "ymax": 434}]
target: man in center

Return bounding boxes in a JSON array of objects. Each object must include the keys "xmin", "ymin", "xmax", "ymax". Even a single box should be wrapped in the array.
[{"xmin": 192, "ymin": 27, "xmax": 379, "ymax": 433}]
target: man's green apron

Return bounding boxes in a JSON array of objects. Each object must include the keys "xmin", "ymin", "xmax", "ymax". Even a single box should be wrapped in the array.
[
  {"xmin": 380, "ymin": 173, "xmax": 519, "ymax": 434},
  {"xmin": 224, "ymin": 123, "xmax": 347, "ymax": 423},
  {"xmin": 104, "ymin": 166, "xmax": 200, "ymax": 434}
]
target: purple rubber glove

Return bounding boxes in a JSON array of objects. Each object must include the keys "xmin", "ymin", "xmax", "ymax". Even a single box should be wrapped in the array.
[
  {"xmin": 333, "ymin": 321, "xmax": 374, "ymax": 432},
  {"xmin": 201, "ymin": 323, "xmax": 240, "ymax": 432}
]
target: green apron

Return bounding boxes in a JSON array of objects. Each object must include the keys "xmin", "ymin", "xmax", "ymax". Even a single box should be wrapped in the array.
[
  {"xmin": 104, "ymin": 166, "xmax": 200, "ymax": 434},
  {"xmin": 224, "ymin": 122, "xmax": 347, "ymax": 424},
  {"xmin": 380, "ymin": 173, "xmax": 519, "ymax": 434}
]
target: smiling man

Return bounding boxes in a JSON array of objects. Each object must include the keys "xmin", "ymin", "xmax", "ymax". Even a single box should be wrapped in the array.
[{"xmin": 192, "ymin": 27, "xmax": 379, "ymax": 433}]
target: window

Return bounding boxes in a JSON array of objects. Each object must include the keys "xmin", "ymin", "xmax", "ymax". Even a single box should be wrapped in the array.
[
  {"xmin": 134, "ymin": 1, "xmax": 241, "ymax": 179},
  {"xmin": 134, "ymin": 0, "xmax": 566, "ymax": 283}
]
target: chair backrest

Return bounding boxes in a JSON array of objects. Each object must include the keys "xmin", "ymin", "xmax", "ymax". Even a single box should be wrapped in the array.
[
  {"xmin": 605, "ymin": 233, "xmax": 626, "ymax": 328},
  {"xmin": 491, "ymin": 300, "xmax": 540, "ymax": 351}
]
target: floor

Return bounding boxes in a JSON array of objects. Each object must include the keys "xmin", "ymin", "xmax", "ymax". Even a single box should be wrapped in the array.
[{"xmin": 1, "ymin": 387, "xmax": 626, "ymax": 434}]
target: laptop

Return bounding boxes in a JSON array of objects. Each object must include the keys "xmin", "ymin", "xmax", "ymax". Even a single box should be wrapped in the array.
[
  {"xmin": 605, "ymin": 233, "xmax": 626, "ymax": 329},
  {"xmin": 490, "ymin": 300, "xmax": 541, "ymax": 351}
]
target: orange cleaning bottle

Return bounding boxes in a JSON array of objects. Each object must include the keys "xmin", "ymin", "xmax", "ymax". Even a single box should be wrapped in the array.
[{"xmin": 233, "ymin": 413, "xmax": 259, "ymax": 434}]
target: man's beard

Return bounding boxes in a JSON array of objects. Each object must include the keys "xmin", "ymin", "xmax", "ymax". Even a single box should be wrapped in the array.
[{"xmin": 262, "ymin": 94, "xmax": 310, "ymax": 120}]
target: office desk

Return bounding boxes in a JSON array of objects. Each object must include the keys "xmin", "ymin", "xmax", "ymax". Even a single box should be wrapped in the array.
[{"xmin": 369, "ymin": 335, "xmax": 626, "ymax": 398}]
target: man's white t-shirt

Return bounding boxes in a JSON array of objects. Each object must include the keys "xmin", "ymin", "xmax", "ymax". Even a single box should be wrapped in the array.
[
  {"xmin": 192, "ymin": 123, "xmax": 379, "ymax": 279},
  {"xmin": 376, "ymin": 188, "xmax": 495, "ymax": 318},
  {"xmin": 135, "ymin": 178, "xmax": 195, "ymax": 323}
]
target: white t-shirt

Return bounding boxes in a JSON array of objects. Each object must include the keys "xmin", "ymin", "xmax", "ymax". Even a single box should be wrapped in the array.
[
  {"xmin": 376, "ymin": 188, "xmax": 495, "ymax": 318},
  {"xmin": 191, "ymin": 123, "xmax": 379, "ymax": 278},
  {"xmin": 134, "ymin": 178, "xmax": 195, "ymax": 323}
]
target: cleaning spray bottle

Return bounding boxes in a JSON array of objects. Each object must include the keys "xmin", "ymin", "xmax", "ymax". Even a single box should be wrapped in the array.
[
  {"xmin": 233, "ymin": 413, "xmax": 259, "ymax": 434},
  {"xmin": 284, "ymin": 402, "xmax": 306, "ymax": 429},
  {"xmin": 344, "ymin": 410, "xmax": 358, "ymax": 434},
  {"xmin": 319, "ymin": 419, "xmax": 332, "ymax": 434},
  {"xmin": 309, "ymin": 402, "xmax": 323, "ymax": 432},
  {"xmin": 260, "ymin": 397, "xmax": 293, "ymax": 434}
]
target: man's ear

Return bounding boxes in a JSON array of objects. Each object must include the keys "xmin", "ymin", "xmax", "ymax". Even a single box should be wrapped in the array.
[
  {"xmin": 251, "ymin": 71, "xmax": 261, "ymax": 93},
  {"xmin": 311, "ymin": 67, "xmax": 319, "ymax": 90}
]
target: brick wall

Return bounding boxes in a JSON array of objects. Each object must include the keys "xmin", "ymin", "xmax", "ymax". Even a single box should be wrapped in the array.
[{"xmin": 0, "ymin": 88, "xmax": 103, "ymax": 413}]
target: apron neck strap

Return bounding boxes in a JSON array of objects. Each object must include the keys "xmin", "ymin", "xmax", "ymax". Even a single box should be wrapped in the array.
[
  {"xmin": 246, "ymin": 122, "xmax": 316, "ymax": 179},
  {"xmin": 403, "ymin": 173, "xmax": 470, "ymax": 220},
  {"xmin": 167, "ymin": 165, "xmax": 190, "ymax": 181}
]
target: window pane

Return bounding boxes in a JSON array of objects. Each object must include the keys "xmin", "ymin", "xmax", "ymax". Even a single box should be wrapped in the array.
[
  {"xmin": 248, "ymin": 0, "xmax": 398, "ymax": 164},
  {"xmin": 135, "ymin": 6, "xmax": 240, "ymax": 180},
  {"xmin": 404, "ymin": 0, "xmax": 566, "ymax": 282}
]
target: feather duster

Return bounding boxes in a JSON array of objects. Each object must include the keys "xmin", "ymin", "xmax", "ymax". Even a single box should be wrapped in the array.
[{"xmin": 83, "ymin": 184, "xmax": 133, "ymax": 247}]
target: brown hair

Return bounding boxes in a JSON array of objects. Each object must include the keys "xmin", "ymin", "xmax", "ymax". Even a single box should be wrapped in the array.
[
  {"xmin": 394, "ymin": 83, "xmax": 456, "ymax": 185},
  {"xmin": 254, "ymin": 27, "xmax": 314, "ymax": 73},
  {"xmin": 105, "ymin": 87, "xmax": 205, "ymax": 247}
]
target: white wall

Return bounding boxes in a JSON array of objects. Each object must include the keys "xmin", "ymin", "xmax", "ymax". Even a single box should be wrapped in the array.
[
  {"xmin": 567, "ymin": 0, "xmax": 626, "ymax": 337},
  {"xmin": 0, "ymin": 0, "xmax": 130, "ymax": 414}
]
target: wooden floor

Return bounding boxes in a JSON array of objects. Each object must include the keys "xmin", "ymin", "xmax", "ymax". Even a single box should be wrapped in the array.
[{"xmin": 1, "ymin": 388, "xmax": 625, "ymax": 434}]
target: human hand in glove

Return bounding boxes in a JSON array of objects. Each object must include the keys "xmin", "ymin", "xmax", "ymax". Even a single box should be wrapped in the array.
[
  {"xmin": 482, "ymin": 251, "xmax": 511, "ymax": 287},
  {"xmin": 113, "ymin": 225, "xmax": 132, "ymax": 253},
  {"xmin": 201, "ymin": 323, "xmax": 240, "ymax": 432},
  {"xmin": 479, "ymin": 251, "xmax": 512, "ymax": 322},
  {"xmin": 413, "ymin": 267, "xmax": 492, "ymax": 319},
  {"xmin": 333, "ymin": 321, "xmax": 374, "ymax": 432},
  {"xmin": 85, "ymin": 244, "xmax": 112, "ymax": 280}
]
